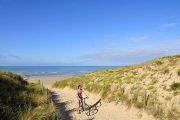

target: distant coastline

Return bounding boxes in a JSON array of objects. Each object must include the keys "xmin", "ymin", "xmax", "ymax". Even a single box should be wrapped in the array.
[{"xmin": 0, "ymin": 66, "xmax": 120, "ymax": 77}]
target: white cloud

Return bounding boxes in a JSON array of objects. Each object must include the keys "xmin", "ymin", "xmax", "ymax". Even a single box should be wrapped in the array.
[
  {"xmin": 129, "ymin": 35, "xmax": 149, "ymax": 42},
  {"xmin": 0, "ymin": 54, "xmax": 21, "ymax": 60},
  {"xmin": 0, "ymin": 54, "xmax": 23, "ymax": 65},
  {"xmin": 161, "ymin": 22, "xmax": 177, "ymax": 28},
  {"xmin": 79, "ymin": 40, "xmax": 180, "ymax": 66}
]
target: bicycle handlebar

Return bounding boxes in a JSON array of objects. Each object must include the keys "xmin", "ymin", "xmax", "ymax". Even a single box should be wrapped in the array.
[{"xmin": 83, "ymin": 96, "xmax": 88, "ymax": 99}]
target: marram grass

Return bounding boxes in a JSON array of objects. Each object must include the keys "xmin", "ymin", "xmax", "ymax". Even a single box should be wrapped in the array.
[{"xmin": 0, "ymin": 71, "xmax": 60, "ymax": 120}]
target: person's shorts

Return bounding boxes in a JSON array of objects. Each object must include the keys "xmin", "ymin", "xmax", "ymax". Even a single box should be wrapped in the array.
[{"xmin": 76, "ymin": 97, "xmax": 82, "ymax": 104}]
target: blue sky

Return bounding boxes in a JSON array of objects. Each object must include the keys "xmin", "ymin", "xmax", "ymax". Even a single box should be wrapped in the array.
[{"xmin": 0, "ymin": 0, "xmax": 180, "ymax": 66}]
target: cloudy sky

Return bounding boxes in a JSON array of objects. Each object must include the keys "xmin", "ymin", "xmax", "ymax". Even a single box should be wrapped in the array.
[{"xmin": 0, "ymin": 0, "xmax": 180, "ymax": 66}]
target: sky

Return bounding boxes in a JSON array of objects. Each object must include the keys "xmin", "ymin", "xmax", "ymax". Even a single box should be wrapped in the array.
[{"xmin": 0, "ymin": 0, "xmax": 180, "ymax": 66}]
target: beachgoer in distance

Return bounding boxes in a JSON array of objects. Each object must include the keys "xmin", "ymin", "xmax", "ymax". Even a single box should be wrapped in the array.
[{"xmin": 76, "ymin": 84, "xmax": 88, "ymax": 114}]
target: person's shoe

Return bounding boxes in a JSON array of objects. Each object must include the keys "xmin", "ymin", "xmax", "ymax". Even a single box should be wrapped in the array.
[{"xmin": 78, "ymin": 110, "xmax": 81, "ymax": 114}]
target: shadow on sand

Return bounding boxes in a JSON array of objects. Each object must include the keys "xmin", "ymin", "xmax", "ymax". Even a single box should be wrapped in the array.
[
  {"xmin": 51, "ymin": 91, "xmax": 102, "ymax": 120},
  {"xmin": 51, "ymin": 91, "xmax": 74, "ymax": 120},
  {"xmin": 84, "ymin": 99, "xmax": 102, "ymax": 116}
]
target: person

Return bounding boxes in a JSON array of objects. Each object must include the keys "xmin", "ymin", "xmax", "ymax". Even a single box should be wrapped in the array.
[{"xmin": 76, "ymin": 84, "xmax": 88, "ymax": 114}]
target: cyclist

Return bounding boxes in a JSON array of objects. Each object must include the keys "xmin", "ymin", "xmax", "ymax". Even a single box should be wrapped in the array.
[{"xmin": 76, "ymin": 84, "xmax": 88, "ymax": 114}]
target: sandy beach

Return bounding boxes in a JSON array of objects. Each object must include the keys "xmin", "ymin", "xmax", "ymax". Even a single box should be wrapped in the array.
[{"xmin": 27, "ymin": 76, "xmax": 70, "ymax": 88}]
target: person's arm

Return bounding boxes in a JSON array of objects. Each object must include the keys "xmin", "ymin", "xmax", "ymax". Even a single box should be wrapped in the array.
[{"xmin": 82, "ymin": 90, "xmax": 88, "ymax": 98}]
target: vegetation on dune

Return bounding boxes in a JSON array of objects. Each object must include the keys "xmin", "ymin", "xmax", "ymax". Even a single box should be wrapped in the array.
[
  {"xmin": 53, "ymin": 55, "xmax": 180, "ymax": 119},
  {"xmin": 170, "ymin": 82, "xmax": 180, "ymax": 96},
  {"xmin": 170, "ymin": 82, "xmax": 180, "ymax": 91},
  {"xmin": 0, "ymin": 72, "xmax": 60, "ymax": 120},
  {"xmin": 155, "ymin": 60, "xmax": 163, "ymax": 65},
  {"xmin": 162, "ymin": 68, "xmax": 169, "ymax": 74},
  {"xmin": 177, "ymin": 69, "xmax": 180, "ymax": 76}
]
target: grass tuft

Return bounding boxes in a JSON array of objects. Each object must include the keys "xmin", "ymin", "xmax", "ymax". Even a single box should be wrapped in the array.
[
  {"xmin": 177, "ymin": 69, "xmax": 180, "ymax": 76},
  {"xmin": 170, "ymin": 82, "xmax": 180, "ymax": 91},
  {"xmin": 166, "ymin": 108, "xmax": 180, "ymax": 120},
  {"xmin": 163, "ymin": 68, "xmax": 169, "ymax": 74},
  {"xmin": 135, "ymin": 101, "xmax": 144, "ymax": 109},
  {"xmin": 165, "ymin": 96, "xmax": 172, "ymax": 101},
  {"xmin": 149, "ymin": 79, "xmax": 158, "ymax": 85},
  {"xmin": 155, "ymin": 60, "xmax": 163, "ymax": 65}
]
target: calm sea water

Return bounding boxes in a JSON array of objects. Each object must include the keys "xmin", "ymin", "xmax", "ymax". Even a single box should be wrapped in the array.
[{"xmin": 0, "ymin": 66, "xmax": 119, "ymax": 77}]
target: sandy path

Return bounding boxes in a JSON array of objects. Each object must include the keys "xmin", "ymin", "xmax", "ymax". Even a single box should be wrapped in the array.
[
  {"xmin": 50, "ymin": 87, "xmax": 155, "ymax": 120},
  {"xmin": 28, "ymin": 77, "xmax": 155, "ymax": 120}
]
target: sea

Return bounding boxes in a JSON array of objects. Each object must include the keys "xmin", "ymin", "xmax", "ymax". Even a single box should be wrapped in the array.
[{"xmin": 0, "ymin": 66, "xmax": 120, "ymax": 77}]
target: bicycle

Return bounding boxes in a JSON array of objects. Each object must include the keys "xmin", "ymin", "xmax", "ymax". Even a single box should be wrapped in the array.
[
  {"xmin": 79, "ymin": 97, "xmax": 89, "ymax": 111},
  {"xmin": 79, "ymin": 97, "xmax": 101, "ymax": 116}
]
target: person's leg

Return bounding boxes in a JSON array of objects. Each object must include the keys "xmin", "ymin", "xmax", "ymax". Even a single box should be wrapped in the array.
[
  {"xmin": 81, "ymin": 98, "xmax": 84, "ymax": 111},
  {"xmin": 78, "ymin": 100, "xmax": 81, "ymax": 114}
]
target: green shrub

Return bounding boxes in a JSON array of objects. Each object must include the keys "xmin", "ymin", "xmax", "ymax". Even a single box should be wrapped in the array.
[
  {"xmin": 177, "ymin": 69, "xmax": 180, "ymax": 76},
  {"xmin": 155, "ymin": 60, "xmax": 163, "ymax": 65},
  {"xmin": 135, "ymin": 101, "xmax": 144, "ymax": 109},
  {"xmin": 170, "ymin": 82, "xmax": 180, "ymax": 91}
]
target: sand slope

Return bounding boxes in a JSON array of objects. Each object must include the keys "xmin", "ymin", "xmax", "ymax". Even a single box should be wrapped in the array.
[{"xmin": 53, "ymin": 55, "xmax": 180, "ymax": 119}]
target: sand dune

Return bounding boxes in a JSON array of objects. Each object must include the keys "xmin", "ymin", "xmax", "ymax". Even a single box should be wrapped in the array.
[{"xmin": 28, "ymin": 77, "xmax": 155, "ymax": 120}]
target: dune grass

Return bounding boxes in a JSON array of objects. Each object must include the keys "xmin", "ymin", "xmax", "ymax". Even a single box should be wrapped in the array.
[{"xmin": 0, "ymin": 72, "xmax": 60, "ymax": 120}]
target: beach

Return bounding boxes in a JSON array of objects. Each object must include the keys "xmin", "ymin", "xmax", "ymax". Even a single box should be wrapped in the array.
[{"xmin": 27, "ymin": 76, "xmax": 69, "ymax": 88}]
